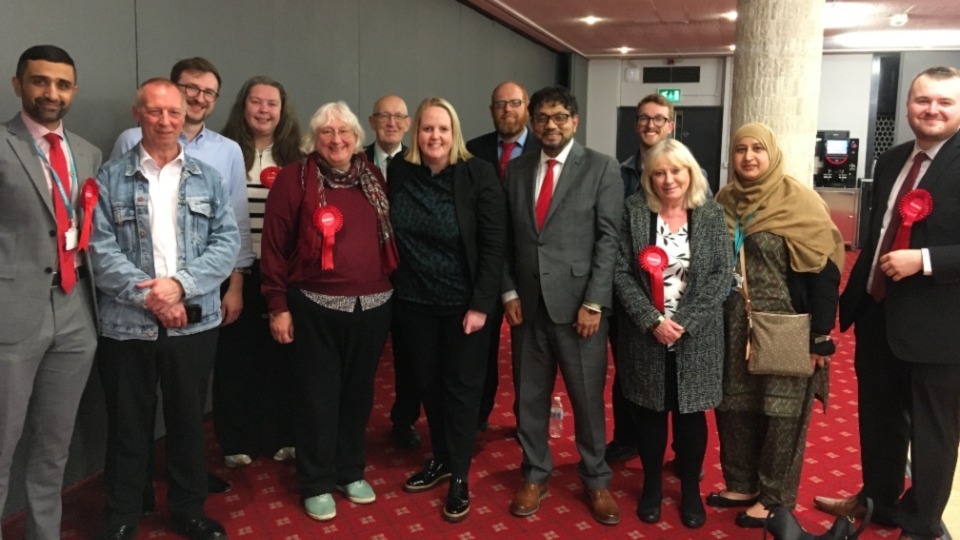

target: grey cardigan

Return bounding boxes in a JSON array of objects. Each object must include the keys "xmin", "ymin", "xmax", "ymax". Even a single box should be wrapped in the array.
[{"xmin": 613, "ymin": 193, "xmax": 731, "ymax": 413}]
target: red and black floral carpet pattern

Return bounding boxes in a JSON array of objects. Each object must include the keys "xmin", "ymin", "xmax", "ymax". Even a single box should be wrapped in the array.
[{"xmin": 4, "ymin": 251, "xmax": 909, "ymax": 539}]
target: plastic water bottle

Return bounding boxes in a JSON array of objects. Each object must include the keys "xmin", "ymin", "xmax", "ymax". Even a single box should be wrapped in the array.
[{"xmin": 549, "ymin": 395, "xmax": 564, "ymax": 438}]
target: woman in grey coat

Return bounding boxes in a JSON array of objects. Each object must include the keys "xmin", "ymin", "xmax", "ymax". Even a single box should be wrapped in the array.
[{"xmin": 614, "ymin": 140, "xmax": 730, "ymax": 529}]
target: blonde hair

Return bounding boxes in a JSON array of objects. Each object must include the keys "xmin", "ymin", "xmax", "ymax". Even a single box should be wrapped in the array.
[
  {"xmin": 640, "ymin": 139, "xmax": 709, "ymax": 212},
  {"xmin": 405, "ymin": 97, "xmax": 472, "ymax": 166}
]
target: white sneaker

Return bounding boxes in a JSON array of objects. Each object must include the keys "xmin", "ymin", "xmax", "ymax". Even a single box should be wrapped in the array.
[
  {"xmin": 273, "ymin": 447, "xmax": 296, "ymax": 462},
  {"xmin": 224, "ymin": 454, "xmax": 252, "ymax": 468}
]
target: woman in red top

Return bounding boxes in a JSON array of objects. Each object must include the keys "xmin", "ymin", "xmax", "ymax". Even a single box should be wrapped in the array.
[{"xmin": 260, "ymin": 101, "xmax": 398, "ymax": 523}]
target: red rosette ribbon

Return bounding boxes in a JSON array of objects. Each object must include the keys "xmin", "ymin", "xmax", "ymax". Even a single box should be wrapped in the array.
[
  {"xmin": 313, "ymin": 205, "xmax": 344, "ymax": 270},
  {"xmin": 260, "ymin": 166, "xmax": 281, "ymax": 189},
  {"xmin": 638, "ymin": 245, "xmax": 669, "ymax": 313},
  {"xmin": 79, "ymin": 178, "xmax": 99, "ymax": 251},
  {"xmin": 892, "ymin": 189, "xmax": 933, "ymax": 251}
]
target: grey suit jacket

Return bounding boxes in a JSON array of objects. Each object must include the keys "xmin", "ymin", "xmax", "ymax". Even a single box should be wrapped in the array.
[
  {"xmin": 503, "ymin": 140, "xmax": 623, "ymax": 324},
  {"xmin": 0, "ymin": 114, "xmax": 102, "ymax": 343}
]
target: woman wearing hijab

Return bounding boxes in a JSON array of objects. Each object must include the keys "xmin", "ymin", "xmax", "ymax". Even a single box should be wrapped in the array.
[{"xmin": 708, "ymin": 122, "xmax": 844, "ymax": 528}]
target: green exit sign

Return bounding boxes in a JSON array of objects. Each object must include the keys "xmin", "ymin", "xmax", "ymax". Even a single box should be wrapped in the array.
[{"xmin": 658, "ymin": 88, "xmax": 681, "ymax": 102}]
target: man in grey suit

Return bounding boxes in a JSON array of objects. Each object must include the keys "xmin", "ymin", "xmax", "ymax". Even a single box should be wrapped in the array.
[
  {"xmin": 0, "ymin": 45, "xmax": 101, "ymax": 540},
  {"xmin": 503, "ymin": 86, "xmax": 623, "ymax": 525}
]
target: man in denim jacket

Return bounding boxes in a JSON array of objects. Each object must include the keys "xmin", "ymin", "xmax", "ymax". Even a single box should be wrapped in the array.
[{"xmin": 90, "ymin": 78, "xmax": 238, "ymax": 540}]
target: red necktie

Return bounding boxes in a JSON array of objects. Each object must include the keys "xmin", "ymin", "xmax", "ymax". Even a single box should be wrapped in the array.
[
  {"xmin": 535, "ymin": 159, "xmax": 557, "ymax": 231},
  {"xmin": 44, "ymin": 133, "xmax": 76, "ymax": 294},
  {"xmin": 868, "ymin": 151, "xmax": 928, "ymax": 301},
  {"xmin": 498, "ymin": 141, "xmax": 516, "ymax": 180}
]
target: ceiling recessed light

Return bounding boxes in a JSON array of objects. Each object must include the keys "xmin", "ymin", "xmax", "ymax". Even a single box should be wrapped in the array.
[
  {"xmin": 617, "ymin": 46, "xmax": 632, "ymax": 54},
  {"xmin": 721, "ymin": 11, "xmax": 737, "ymax": 21},
  {"xmin": 581, "ymin": 16, "xmax": 601, "ymax": 25},
  {"xmin": 890, "ymin": 13, "xmax": 909, "ymax": 27},
  {"xmin": 728, "ymin": 44, "xmax": 736, "ymax": 51}
]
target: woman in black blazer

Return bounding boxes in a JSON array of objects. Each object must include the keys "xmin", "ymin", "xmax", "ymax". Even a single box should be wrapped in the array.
[{"xmin": 388, "ymin": 97, "xmax": 507, "ymax": 523}]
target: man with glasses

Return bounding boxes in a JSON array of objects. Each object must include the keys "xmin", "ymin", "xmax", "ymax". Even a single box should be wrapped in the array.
[
  {"xmin": 364, "ymin": 95, "xmax": 409, "ymax": 181},
  {"xmin": 92, "ymin": 78, "xmax": 238, "ymax": 540},
  {"xmin": 362, "ymin": 95, "xmax": 421, "ymax": 450},
  {"xmin": 503, "ymin": 86, "xmax": 623, "ymax": 525},
  {"xmin": 109, "ymin": 57, "xmax": 253, "ymax": 496},
  {"xmin": 1, "ymin": 44, "xmax": 101, "ymax": 540},
  {"xmin": 466, "ymin": 81, "xmax": 541, "ymax": 433}
]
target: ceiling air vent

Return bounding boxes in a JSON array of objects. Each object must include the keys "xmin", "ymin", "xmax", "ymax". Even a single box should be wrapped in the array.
[{"xmin": 642, "ymin": 66, "xmax": 701, "ymax": 84}]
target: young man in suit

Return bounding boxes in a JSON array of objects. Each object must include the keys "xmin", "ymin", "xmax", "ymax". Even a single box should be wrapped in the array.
[
  {"xmin": 466, "ymin": 81, "xmax": 541, "ymax": 432},
  {"xmin": 502, "ymin": 86, "xmax": 623, "ymax": 525},
  {"xmin": 0, "ymin": 45, "xmax": 101, "ymax": 540},
  {"xmin": 814, "ymin": 66, "xmax": 960, "ymax": 540}
]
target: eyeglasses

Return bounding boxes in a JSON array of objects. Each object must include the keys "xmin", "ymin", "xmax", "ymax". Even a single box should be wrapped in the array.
[
  {"xmin": 492, "ymin": 99, "xmax": 524, "ymax": 110},
  {"xmin": 533, "ymin": 113, "xmax": 571, "ymax": 126},
  {"xmin": 140, "ymin": 107, "xmax": 184, "ymax": 120},
  {"xmin": 372, "ymin": 112, "xmax": 409, "ymax": 123},
  {"xmin": 177, "ymin": 83, "xmax": 219, "ymax": 101},
  {"xmin": 636, "ymin": 115, "xmax": 670, "ymax": 127},
  {"xmin": 318, "ymin": 128, "xmax": 355, "ymax": 141}
]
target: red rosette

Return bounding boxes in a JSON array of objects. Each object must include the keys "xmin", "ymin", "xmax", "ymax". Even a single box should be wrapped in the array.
[
  {"xmin": 892, "ymin": 189, "xmax": 933, "ymax": 251},
  {"xmin": 79, "ymin": 178, "xmax": 99, "ymax": 251},
  {"xmin": 638, "ymin": 245, "xmax": 669, "ymax": 313},
  {"xmin": 260, "ymin": 166, "xmax": 281, "ymax": 189},
  {"xmin": 313, "ymin": 205, "xmax": 344, "ymax": 270}
]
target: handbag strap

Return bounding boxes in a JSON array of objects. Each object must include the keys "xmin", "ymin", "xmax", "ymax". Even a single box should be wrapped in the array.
[{"xmin": 739, "ymin": 247, "xmax": 755, "ymax": 362}]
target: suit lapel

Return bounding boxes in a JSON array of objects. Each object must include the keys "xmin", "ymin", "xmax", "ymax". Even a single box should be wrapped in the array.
[
  {"xmin": 541, "ymin": 142, "xmax": 583, "ymax": 230},
  {"xmin": 917, "ymin": 130, "xmax": 960, "ymax": 193},
  {"xmin": 6, "ymin": 116, "xmax": 56, "ymax": 218}
]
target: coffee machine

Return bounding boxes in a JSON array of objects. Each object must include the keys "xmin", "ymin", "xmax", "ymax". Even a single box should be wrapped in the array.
[{"xmin": 815, "ymin": 130, "xmax": 859, "ymax": 187}]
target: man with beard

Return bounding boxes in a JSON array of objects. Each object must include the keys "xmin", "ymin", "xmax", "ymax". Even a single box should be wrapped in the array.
[
  {"xmin": 0, "ymin": 44, "xmax": 101, "ymax": 540},
  {"xmin": 110, "ymin": 57, "xmax": 253, "ymax": 495},
  {"xmin": 467, "ymin": 81, "xmax": 540, "ymax": 432},
  {"xmin": 503, "ymin": 86, "xmax": 623, "ymax": 525},
  {"xmin": 814, "ymin": 66, "xmax": 960, "ymax": 540}
]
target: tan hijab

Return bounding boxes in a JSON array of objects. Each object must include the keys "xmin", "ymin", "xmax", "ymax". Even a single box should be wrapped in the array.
[{"xmin": 715, "ymin": 122, "xmax": 844, "ymax": 272}]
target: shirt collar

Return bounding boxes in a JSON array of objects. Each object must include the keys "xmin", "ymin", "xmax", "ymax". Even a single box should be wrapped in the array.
[
  {"xmin": 913, "ymin": 136, "xmax": 951, "ymax": 162},
  {"xmin": 138, "ymin": 143, "xmax": 186, "ymax": 171},
  {"xmin": 20, "ymin": 111, "xmax": 65, "ymax": 143},
  {"xmin": 375, "ymin": 142, "xmax": 403, "ymax": 164},
  {"xmin": 498, "ymin": 127, "xmax": 529, "ymax": 149},
  {"xmin": 540, "ymin": 139, "xmax": 575, "ymax": 166}
]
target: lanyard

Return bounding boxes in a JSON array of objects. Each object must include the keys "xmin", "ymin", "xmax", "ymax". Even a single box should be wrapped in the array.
[
  {"xmin": 32, "ymin": 137, "xmax": 78, "ymax": 219},
  {"xmin": 733, "ymin": 212, "xmax": 755, "ymax": 263}
]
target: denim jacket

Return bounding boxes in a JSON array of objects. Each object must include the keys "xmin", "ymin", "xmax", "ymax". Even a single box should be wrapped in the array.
[{"xmin": 90, "ymin": 146, "xmax": 239, "ymax": 340}]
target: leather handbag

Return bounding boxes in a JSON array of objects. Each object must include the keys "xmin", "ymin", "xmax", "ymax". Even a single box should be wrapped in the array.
[
  {"xmin": 739, "ymin": 249, "xmax": 813, "ymax": 377},
  {"xmin": 762, "ymin": 498, "xmax": 873, "ymax": 540}
]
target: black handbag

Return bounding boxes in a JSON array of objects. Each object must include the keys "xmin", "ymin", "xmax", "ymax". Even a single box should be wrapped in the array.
[{"xmin": 762, "ymin": 498, "xmax": 873, "ymax": 540}]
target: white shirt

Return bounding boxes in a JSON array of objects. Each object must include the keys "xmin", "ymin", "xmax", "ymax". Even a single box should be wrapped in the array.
[
  {"xmin": 139, "ymin": 145, "xmax": 185, "ymax": 278},
  {"xmin": 373, "ymin": 143, "xmax": 403, "ymax": 181},
  {"xmin": 534, "ymin": 140, "xmax": 575, "ymax": 201},
  {"xmin": 248, "ymin": 147, "xmax": 277, "ymax": 259}
]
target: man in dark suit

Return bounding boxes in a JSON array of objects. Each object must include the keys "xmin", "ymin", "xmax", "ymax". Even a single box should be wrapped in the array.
[
  {"xmin": 466, "ymin": 81, "xmax": 540, "ymax": 432},
  {"xmin": 364, "ymin": 94, "xmax": 420, "ymax": 449},
  {"xmin": 503, "ymin": 86, "xmax": 623, "ymax": 525},
  {"xmin": 0, "ymin": 45, "xmax": 101, "ymax": 540},
  {"xmin": 814, "ymin": 66, "xmax": 960, "ymax": 540}
]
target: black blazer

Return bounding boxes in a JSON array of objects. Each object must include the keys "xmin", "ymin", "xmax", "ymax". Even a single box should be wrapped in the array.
[
  {"xmin": 840, "ymin": 129, "xmax": 960, "ymax": 361},
  {"xmin": 465, "ymin": 129, "xmax": 541, "ymax": 175},
  {"xmin": 363, "ymin": 143, "xmax": 406, "ymax": 173},
  {"xmin": 387, "ymin": 156, "xmax": 507, "ymax": 314}
]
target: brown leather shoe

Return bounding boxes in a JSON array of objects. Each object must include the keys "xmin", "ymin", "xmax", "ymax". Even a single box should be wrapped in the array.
[
  {"xmin": 510, "ymin": 482, "xmax": 548, "ymax": 517},
  {"xmin": 813, "ymin": 494, "xmax": 866, "ymax": 519},
  {"xmin": 586, "ymin": 489, "xmax": 621, "ymax": 525}
]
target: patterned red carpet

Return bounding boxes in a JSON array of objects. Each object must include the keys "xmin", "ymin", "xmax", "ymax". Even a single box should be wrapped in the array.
[{"xmin": 4, "ymin": 250, "xmax": 905, "ymax": 539}]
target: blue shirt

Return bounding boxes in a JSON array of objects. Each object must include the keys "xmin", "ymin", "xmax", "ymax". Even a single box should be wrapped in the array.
[
  {"xmin": 497, "ymin": 127, "xmax": 530, "ymax": 162},
  {"xmin": 111, "ymin": 126, "xmax": 254, "ymax": 268}
]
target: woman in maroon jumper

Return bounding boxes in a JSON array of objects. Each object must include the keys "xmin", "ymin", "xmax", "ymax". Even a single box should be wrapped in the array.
[{"xmin": 260, "ymin": 101, "xmax": 398, "ymax": 522}]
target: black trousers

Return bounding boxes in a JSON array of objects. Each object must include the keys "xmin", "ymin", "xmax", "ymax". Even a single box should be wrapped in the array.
[
  {"xmin": 854, "ymin": 300, "xmax": 960, "ymax": 537},
  {"xmin": 389, "ymin": 302, "xmax": 422, "ymax": 429},
  {"xmin": 607, "ymin": 310, "xmax": 640, "ymax": 446},
  {"xmin": 635, "ymin": 351, "xmax": 707, "ymax": 503},
  {"xmin": 213, "ymin": 264, "xmax": 295, "ymax": 457},
  {"xmin": 477, "ymin": 302, "xmax": 505, "ymax": 426},
  {"xmin": 99, "ymin": 328, "xmax": 218, "ymax": 527},
  {"xmin": 392, "ymin": 300, "xmax": 490, "ymax": 478},
  {"xmin": 288, "ymin": 289, "xmax": 391, "ymax": 498}
]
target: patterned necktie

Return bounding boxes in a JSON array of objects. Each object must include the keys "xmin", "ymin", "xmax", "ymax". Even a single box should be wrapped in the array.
[
  {"xmin": 44, "ymin": 132, "xmax": 76, "ymax": 293},
  {"xmin": 868, "ymin": 151, "xmax": 928, "ymax": 301},
  {"xmin": 535, "ymin": 159, "xmax": 558, "ymax": 231},
  {"xmin": 498, "ymin": 141, "xmax": 516, "ymax": 180}
]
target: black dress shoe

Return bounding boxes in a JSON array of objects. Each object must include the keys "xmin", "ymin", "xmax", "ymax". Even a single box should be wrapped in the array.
[
  {"xmin": 681, "ymin": 493, "xmax": 707, "ymax": 529},
  {"xmin": 706, "ymin": 491, "xmax": 758, "ymax": 508},
  {"xmin": 403, "ymin": 459, "xmax": 451, "ymax": 493},
  {"xmin": 735, "ymin": 510, "xmax": 767, "ymax": 528},
  {"xmin": 604, "ymin": 440, "xmax": 638, "ymax": 464},
  {"xmin": 392, "ymin": 424, "xmax": 422, "ymax": 450},
  {"xmin": 636, "ymin": 505, "xmax": 661, "ymax": 524},
  {"xmin": 443, "ymin": 477, "xmax": 470, "ymax": 522},
  {"xmin": 207, "ymin": 471, "xmax": 231, "ymax": 494},
  {"xmin": 97, "ymin": 524, "xmax": 138, "ymax": 540},
  {"xmin": 171, "ymin": 514, "xmax": 227, "ymax": 540}
]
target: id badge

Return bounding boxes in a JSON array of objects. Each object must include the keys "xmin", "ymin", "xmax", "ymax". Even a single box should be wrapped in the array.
[{"xmin": 64, "ymin": 227, "xmax": 78, "ymax": 251}]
